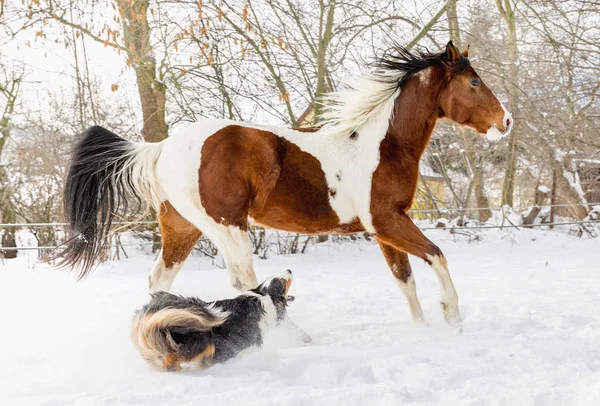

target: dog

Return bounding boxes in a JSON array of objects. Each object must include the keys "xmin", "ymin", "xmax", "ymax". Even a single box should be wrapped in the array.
[{"xmin": 131, "ymin": 269, "xmax": 307, "ymax": 371}]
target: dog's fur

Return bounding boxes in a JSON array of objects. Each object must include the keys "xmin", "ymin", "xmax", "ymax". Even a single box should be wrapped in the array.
[{"xmin": 131, "ymin": 270, "xmax": 294, "ymax": 371}]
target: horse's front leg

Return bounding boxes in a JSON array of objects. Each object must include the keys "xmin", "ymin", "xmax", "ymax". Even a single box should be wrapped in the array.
[
  {"xmin": 373, "ymin": 211, "xmax": 461, "ymax": 326},
  {"xmin": 377, "ymin": 241, "xmax": 425, "ymax": 324}
]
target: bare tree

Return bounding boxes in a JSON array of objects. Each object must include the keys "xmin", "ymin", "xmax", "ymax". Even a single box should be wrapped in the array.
[
  {"xmin": 495, "ymin": 0, "xmax": 520, "ymax": 207},
  {"xmin": 0, "ymin": 61, "xmax": 23, "ymax": 258},
  {"xmin": 23, "ymin": 0, "xmax": 167, "ymax": 142}
]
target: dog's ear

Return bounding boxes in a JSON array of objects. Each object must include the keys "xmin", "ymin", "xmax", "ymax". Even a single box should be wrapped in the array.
[
  {"xmin": 250, "ymin": 278, "xmax": 270, "ymax": 295},
  {"xmin": 268, "ymin": 278, "xmax": 286, "ymax": 297}
]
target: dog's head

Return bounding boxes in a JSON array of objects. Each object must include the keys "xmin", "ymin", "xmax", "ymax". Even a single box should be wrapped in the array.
[{"xmin": 251, "ymin": 269, "xmax": 293, "ymax": 322}]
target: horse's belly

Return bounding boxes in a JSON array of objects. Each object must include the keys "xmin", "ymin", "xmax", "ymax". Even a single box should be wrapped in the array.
[
  {"xmin": 249, "ymin": 210, "xmax": 365, "ymax": 235},
  {"xmin": 247, "ymin": 137, "xmax": 365, "ymax": 234}
]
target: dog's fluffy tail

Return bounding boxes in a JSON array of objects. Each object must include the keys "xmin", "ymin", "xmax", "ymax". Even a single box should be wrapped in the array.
[{"xmin": 131, "ymin": 302, "xmax": 229, "ymax": 369}]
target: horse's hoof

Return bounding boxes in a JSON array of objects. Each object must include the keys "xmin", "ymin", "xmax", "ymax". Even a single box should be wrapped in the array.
[{"xmin": 444, "ymin": 313, "xmax": 463, "ymax": 334}]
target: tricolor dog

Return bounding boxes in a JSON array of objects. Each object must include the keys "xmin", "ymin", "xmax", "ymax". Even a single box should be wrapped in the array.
[{"xmin": 131, "ymin": 270, "xmax": 305, "ymax": 371}]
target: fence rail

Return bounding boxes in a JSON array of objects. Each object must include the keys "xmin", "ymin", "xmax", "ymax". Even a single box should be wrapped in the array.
[
  {"xmin": 1, "ymin": 202, "xmax": 598, "ymax": 229},
  {"xmin": 408, "ymin": 202, "xmax": 600, "ymax": 213},
  {"xmin": 1, "ymin": 219, "xmax": 597, "ymax": 252},
  {"xmin": 0, "ymin": 221, "xmax": 158, "ymax": 228}
]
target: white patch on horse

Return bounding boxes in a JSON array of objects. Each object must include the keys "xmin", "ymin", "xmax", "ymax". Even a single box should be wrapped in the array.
[
  {"xmin": 485, "ymin": 125, "xmax": 505, "ymax": 142},
  {"xmin": 258, "ymin": 74, "xmax": 400, "ymax": 232},
  {"xmin": 486, "ymin": 96, "xmax": 513, "ymax": 141},
  {"xmin": 394, "ymin": 272, "xmax": 425, "ymax": 324},
  {"xmin": 148, "ymin": 252, "xmax": 185, "ymax": 293},
  {"xmin": 116, "ymin": 141, "xmax": 165, "ymax": 209},
  {"xmin": 426, "ymin": 254, "xmax": 461, "ymax": 325},
  {"xmin": 416, "ymin": 68, "xmax": 431, "ymax": 87},
  {"xmin": 500, "ymin": 102, "xmax": 513, "ymax": 134},
  {"xmin": 155, "ymin": 119, "xmax": 258, "ymax": 291}
]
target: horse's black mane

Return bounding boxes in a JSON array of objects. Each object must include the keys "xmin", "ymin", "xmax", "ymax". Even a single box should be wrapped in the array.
[{"xmin": 372, "ymin": 43, "xmax": 471, "ymax": 89}]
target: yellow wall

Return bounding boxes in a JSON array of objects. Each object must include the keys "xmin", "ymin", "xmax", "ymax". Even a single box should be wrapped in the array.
[{"xmin": 410, "ymin": 176, "xmax": 445, "ymax": 219}]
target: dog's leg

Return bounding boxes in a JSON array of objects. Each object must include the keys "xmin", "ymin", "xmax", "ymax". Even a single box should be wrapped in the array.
[
  {"xmin": 284, "ymin": 315, "xmax": 312, "ymax": 343},
  {"xmin": 162, "ymin": 352, "xmax": 182, "ymax": 372},
  {"xmin": 190, "ymin": 344, "xmax": 216, "ymax": 369}
]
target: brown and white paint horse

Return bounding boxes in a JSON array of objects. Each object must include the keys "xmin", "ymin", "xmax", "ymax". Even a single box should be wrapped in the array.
[{"xmin": 58, "ymin": 41, "xmax": 511, "ymax": 326}]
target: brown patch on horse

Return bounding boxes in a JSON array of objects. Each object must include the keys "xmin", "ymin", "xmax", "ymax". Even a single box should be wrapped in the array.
[
  {"xmin": 252, "ymin": 136, "xmax": 363, "ymax": 234},
  {"xmin": 370, "ymin": 74, "xmax": 434, "ymax": 220},
  {"xmin": 199, "ymin": 126, "xmax": 282, "ymax": 230},
  {"xmin": 377, "ymin": 240, "xmax": 412, "ymax": 283},
  {"xmin": 159, "ymin": 201, "xmax": 202, "ymax": 268},
  {"xmin": 199, "ymin": 125, "xmax": 364, "ymax": 234}
]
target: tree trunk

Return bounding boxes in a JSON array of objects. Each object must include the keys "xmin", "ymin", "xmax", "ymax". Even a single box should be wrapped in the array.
[
  {"xmin": 472, "ymin": 157, "xmax": 492, "ymax": 221},
  {"xmin": 447, "ymin": 0, "xmax": 460, "ymax": 46},
  {"xmin": 523, "ymin": 185, "xmax": 549, "ymax": 226},
  {"xmin": 0, "ymin": 160, "xmax": 17, "ymax": 259},
  {"xmin": 497, "ymin": 0, "xmax": 519, "ymax": 207},
  {"xmin": 115, "ymin": 0, "xmax": 167, "ymax": 251},
  {"xmin": 0, "ymin": 74, "xmax": 21, "ymax": 258},
  {"xmin": 0, "ymin": 198, "xmax": 17, "ymax": 259},
  {"xmin": 447, "ymin": 2, "xmax": 491, "ymax": 222},
  {"xmin": 116, "ymin": 0, "xmax": 168, "ymax": 143},
  {"xmin": 313, "ymin": 1, "xmax": 336, "ymax": 120},
  {"xmin": 550, "ymin": 167, "xmax": 557, "ymax": 228},
  {"xmin": 463, "ymin": 133, "xmax": 492, "ymax": 222}
]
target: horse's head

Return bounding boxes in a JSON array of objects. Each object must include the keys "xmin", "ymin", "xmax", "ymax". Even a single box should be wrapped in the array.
[{"xmin": 437, "ymin": 41, "xmax": 512, "ymax": 140}]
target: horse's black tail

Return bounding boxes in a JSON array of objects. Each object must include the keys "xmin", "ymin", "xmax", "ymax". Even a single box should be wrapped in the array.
[{"xmin": 54, "ymin": 125, "xmax": 164, "ymax": 279}]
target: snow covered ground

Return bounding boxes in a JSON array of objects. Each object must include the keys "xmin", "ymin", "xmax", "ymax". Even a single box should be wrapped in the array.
[{"xmin": 1, "ymin": 229, "xmax": 599, "ymax": 405}]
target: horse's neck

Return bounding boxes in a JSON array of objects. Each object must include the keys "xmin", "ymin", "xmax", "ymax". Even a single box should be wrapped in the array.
[{"xmin": 387, "ymin": 75, "xmax": 441, "ymax": 161}]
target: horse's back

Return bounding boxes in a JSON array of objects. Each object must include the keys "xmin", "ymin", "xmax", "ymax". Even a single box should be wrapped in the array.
[{"xmin": 156, "ymin": 120, "xmax": 360, "ymax": 234}]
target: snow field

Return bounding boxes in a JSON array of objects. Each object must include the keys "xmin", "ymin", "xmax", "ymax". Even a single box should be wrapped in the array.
[{"xmin": 0, "ymin": 229, "xmax": 599, "ymax": 405}]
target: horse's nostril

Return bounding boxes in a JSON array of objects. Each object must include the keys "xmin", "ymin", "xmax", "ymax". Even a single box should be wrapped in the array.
[{"xmin": 505, "ymin": 117, "xmax": 512, "ymax": 130}]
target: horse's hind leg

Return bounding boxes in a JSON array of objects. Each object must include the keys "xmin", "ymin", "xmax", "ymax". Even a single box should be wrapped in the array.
[
  {"xmin": 149, "ymin": 201, "xmax": 202, "ymax": 293},
  {"xmin": 155, "ymin": 197, "xmax": 259, "ymax": 292},
  {"xmin": 377, "ymin": 241, "xmax": 425, "ymax": 324},
  {"xmin": 210, "ymin": 225, "xmax": 258, "ymax": 291}
]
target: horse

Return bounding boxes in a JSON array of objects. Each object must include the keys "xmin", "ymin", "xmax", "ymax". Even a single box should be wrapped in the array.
[{"xmin": 56, "ymin": 41, "xmax": 511, "ymax": 326}]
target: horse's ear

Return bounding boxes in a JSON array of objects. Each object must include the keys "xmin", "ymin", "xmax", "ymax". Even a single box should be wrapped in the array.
[
  {"xmin": 461, "ymin": 45, "xmax": 470, "ymax": 58},
  {"xmin": 444, "ymin": 40, "xmax": 462, "ymax": 63}
]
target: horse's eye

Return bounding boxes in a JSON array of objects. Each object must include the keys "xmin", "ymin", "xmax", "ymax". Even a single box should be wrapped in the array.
[{"xmin": 470, "ymin": 78, "xmax": 480, "ymax": 87}]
